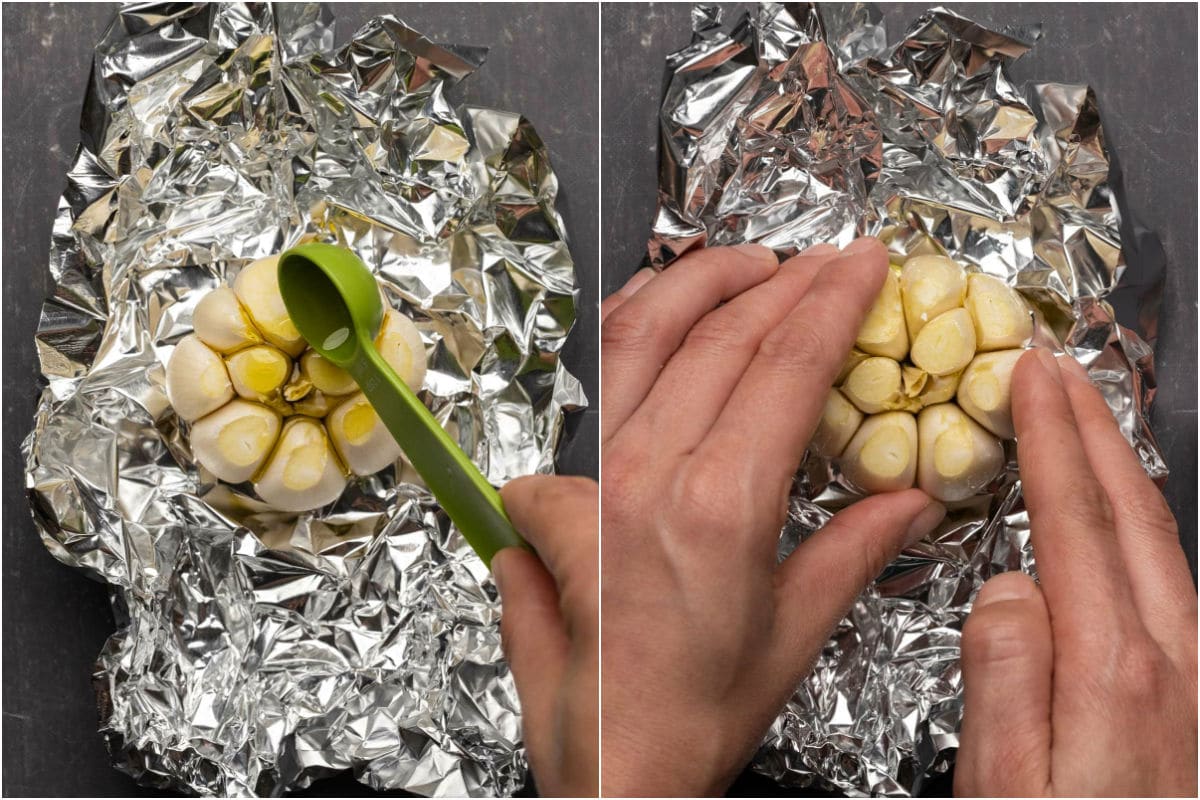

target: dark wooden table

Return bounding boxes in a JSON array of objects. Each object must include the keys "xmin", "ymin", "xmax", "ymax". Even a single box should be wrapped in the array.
[
  {"xmin": 2, "ymin": 4, "xmax": 597, "ymax": 796},
  {"xmin": 601, "ymin": 2, "xmax": 1197, "ymax": 796}
]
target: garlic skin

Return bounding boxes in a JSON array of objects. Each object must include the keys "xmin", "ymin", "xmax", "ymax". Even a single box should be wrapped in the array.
[
  {"xmin": 855, "ymin": 266, "xmax": 908, "ymax": 361},
  {"xmin": 835, "ymin": 348, "xmax": 871, "ymax": 385},
  {"xmin": 375, "ymin": 308, "xmax": 427, "ymax": 390},
  {"xmin": 189, "ymin": 400, "xmax": 281, "ymax": 483},
  {"xmin": 843, "ymin": 357, "xmax": 905, "ymax": 415},
  {"xmin": 916, "ymin": 403, "xmax": 1004, "ymax": 502},
  {"xmin": 900, "ymin": 255, "xmax": 967, "ymax": 338},
  {"xmin": 957, "ymin": 349, "xmax": 1025, "ymax": 438},
  {"xmin": 811, "ymin": 388, "xmax": 864, "ymax": 458},
  {"xmin": 909, "ymin": 308, "xmax": 976, "ymax": 376},
  {"xmin": 327, "ymin": 392, "xmax": 403, "ymax": 475},
  {"xmin": 167, "ymin": 335, "xmax": 235, "ymax": 422},
  {"xmin": 254, "ymin": 418, "xmax": 347, "ymax": 512},
  {"xmin": 965, "ymin": 273, "xmax": 1033, "ymax": 351},
  {"xmin": 233, "ymin": 256, "xmax": 306, "ymax": 356},
  {"xmin": 226, "ymin": 345, "xmax": 290, "ymax": 401},
  {"xmin": 302, "ymin": 350, "xmax": 357, "ymax": 396},
  {"xmin": 841, "ymin": 411, "xmax": 918, "ymax": 494},
  {"xmin": 193, "ymin": 287, "xmax": 262, "ymax": 354}
]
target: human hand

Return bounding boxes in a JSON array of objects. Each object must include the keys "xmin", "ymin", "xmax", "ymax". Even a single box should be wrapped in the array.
[
  {"xmin": 600, "ymin": 240, "xmax": 948, "ymax": 796},
  {"xmin": 956, "ymin": 348, "xmax": 1197, "ymax": 797},
  {"xmin": 493, "ymin": 475, "xmax": 599, "ymax": 797}
]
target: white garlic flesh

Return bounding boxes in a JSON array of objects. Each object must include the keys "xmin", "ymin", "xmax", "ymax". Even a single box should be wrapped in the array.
[
  {"xmin": 233, "ymin": 255, "xmax": 307, "ymax": 356},
  {"xmin": 189, "ymin": 400, "xmax": 281, "ymax": 484},
  {"xmin": 192, "ymin": 287, "xmax": 262, "ymax": 354},
  {"xmin": 166, "ymin": 335, "xmax": 234, "ymax": 422},
  {"xmin": 841, "ymin": 411, "xmax": 918, "ymax": 494},
  {"xmin": 327, "ymin": 392, "xmax": 404, "ymax": 475},
  {"xmin": 254, "ymin": 418, "xmax": 347, "ymax": 512},
  {"xmin": 916, "ymin": 403, "xmax": 1005, "ymax": 502}
]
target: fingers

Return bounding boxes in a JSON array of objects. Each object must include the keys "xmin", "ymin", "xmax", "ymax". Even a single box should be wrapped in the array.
[
  {"xmin": 772, "ymin": 489, "xmax": 944, "ymax": 663},
  {"xmin": 955, "ymin": 573, "xmax": 1053, "ymax": 797},
  {"xmin": 697, "ymin": 237, "xmax": 890, "ymax": 496},
  {"xmin": 1057, "ymin": 357, "xmax": 1197, "ymax": 649},
  {"xmin": 601, "ymin": 245, "xmax": 779, "ymax": 442},
  {"xmin": 1011, "ymin": 348, "xmax": 1141, "ymax": 646},
  {"xmin": 491, "ymin": 547, "xmax": 570, "ymax": 768},
  {"xmin": 615, "ymin": 245, "xmax": 840, "ymax": 456},
  {"xmin": 500, "ymin": 475, "xmax": 599, "ymax": 632},
  {"xmin": 601, "ymin": 268, "xmax": 658, "ymax": 322}
]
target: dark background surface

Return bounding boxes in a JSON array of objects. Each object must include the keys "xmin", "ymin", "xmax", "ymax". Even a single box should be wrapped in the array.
[
  {"xmin": 2, "ymin": 3, "xmax": 597, "ymax": 796},
  {"xmin": 601, "ymin": 2, "xmax": 1198, "ymax": 797}
]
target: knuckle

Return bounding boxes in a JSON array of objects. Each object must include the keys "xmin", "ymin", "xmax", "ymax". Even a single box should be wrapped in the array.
[
  {"xmin": 961, "ymin": 605, "xmax": 1036, "ymax": 668},
  {"xmin": 1110, "ymin": 642, "xmax": 1171, "ymax": 699},
  {"xmin": 1059, "ymin": 475, "xmax": 1116, "ymax": 530},
  {"xmin": 757, "ymin": 318, "xmax": 836, "ymax": 374},
  {"xmin": 602, "ymin": 304, "xmax": 661, "ymax": 355},
  {"xmin": 673, "ymin": 459, "xmax": 747, "ymax": 532},
  {"xmin": 684, "ymin": 310, "xmax": 753, "ymax": 355}
]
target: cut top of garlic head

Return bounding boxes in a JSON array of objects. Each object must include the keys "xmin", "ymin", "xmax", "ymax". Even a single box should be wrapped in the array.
[{"xmin": 164, "ymin": 252, "xmax": 432, "ymax": 513}]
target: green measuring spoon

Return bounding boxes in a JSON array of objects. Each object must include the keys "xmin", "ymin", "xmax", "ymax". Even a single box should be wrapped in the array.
[{"xmin": 276, "ymin": 242, "xmax": 526, "ymax": 566}]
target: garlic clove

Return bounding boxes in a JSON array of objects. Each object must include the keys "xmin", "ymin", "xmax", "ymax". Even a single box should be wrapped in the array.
[
  {"xmin": 166, "ymin": 335, "xmax": 235, "ymax": 422},
  {"xmin": 900, "ymin": 255, "xmax": 967, "ymax": 338},
  {"xmin": 233, "ymin": 255, "xmax": 306, "ymax": 356},
  {"xmin": 842, "ymin": 356, "xmax": 905, "ymax": 415},
  {"xmin": 375, "ymin": 308, "xmax": 427, "ymax": 390},
  {"xmin": 254, "ymin": 417, "xmax": 347, "ymax": 512},
  {"xmin": 840, "ymin": 411, "xmax": 918, "ymax": 494},
  {"xmin": 835, "ymin": 348, "xmax": 871, "ymax": 385},
  {"xmin": 957, "ymin": 348, "xmax": 1025, "ymax": 438},
  {"xmin": 965, "ymin": 273, "xmax": 1033, "ymax": 352},
  {"xmin": 226, "ymin": 345, "xmax": 291, "ymax": 401},
  {"xmin": 301, "ymin": 350, "xmax": 358, "ymax": 396},
  {"xmin": 854, "ymin": 266, "xmax": 909, "ymax": 361},
  {"xmin": 189, "ymin": 400, "xmax": 281, "ymax": 484},
  {"xmin": 917, "ymin": 403, "xmax": 1005, "ymax": 502},
  {"xmin": 811, "ymin": 388, "xmax": 863, "ymax": 458},
  {"xmin": 909, "ymin": 308, "xmax": 976, "ymax": 376},
  {"xmin": 917, "ymin": 370, "xmax": 961, "ymax": 408},
  {"xmin": 293, "ymin": 390, "xmax": 333, "ymax": 418},
  {"xmin": 192, "ymin": 286, "xmax": 262, "ymax": 354},
  {"xmin": 327, "ymin": 392, "xmax": 403, "ymax": 476}
]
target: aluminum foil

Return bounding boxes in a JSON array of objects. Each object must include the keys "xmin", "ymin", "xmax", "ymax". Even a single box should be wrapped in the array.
[
  {"xmin": 649, "ymin": 3, "xmax": 1165, "ymax": 795},
  {"xmin": 23, "ymin": 3, "xmax": 585, "ymax": 796}
]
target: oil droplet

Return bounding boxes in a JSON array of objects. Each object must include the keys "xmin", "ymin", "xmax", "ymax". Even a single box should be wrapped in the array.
[{"xmin": 323, "ymin": 327, "xmax": 350, "ymax": 351}]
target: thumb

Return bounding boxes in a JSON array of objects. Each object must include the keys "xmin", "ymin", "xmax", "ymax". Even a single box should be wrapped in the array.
[
  {"xmin": 955, "ymin": 572, "xmax": 1053, "ymax": 797},
  {"xmin": 772, "ymin": 489, "xmax": 944, "ymax": 663},
  {"xmin": 492, "ymin": 547, "xmax": 569, "ymax": 751}
]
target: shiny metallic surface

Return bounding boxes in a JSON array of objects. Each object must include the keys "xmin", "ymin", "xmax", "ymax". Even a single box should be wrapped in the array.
[
  {"xmin": 23, "ymin": 4, "xmax": 585, "ymax": 795},
  {"xmin": 649, "ymin": 4, "xmax": 1164, "ymax": 795}
]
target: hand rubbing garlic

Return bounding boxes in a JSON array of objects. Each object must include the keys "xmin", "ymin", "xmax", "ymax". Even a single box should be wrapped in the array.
[
  {"xmin": 855, "ymin": 266, "xmax": 909, "ymax": 361},
  {"xmin": 916, "ymin": 403, "xmax": 1004, "ymax": 502},
  {"xmin": 193, "ymin": 286, "xmax": 262, "ymax": 354},
  {"xmin": 166, "ymin": 335, "xmax": 234, "ymax": 422},
  {"xmin": 957, "ymin": 348, "xmax": 1025, "ymax": 438},
  {"xmin": 900, "ymin": 255, "xmax": 967, "ymax": 337},
  {"xmin": 254, "ymin": 417, "xmax": 347, "ymax": 512},
  {"xmin": 327, "ymin": 392, "xmax": 404, "ymax": 475},
  {"xmin": 843, "ymin": 357, "xmax": 905, "ymax": 414},
  {"xmin": 909, "ymin": 308, "xmax": 976, "ymax": 376},
  {"xmin": 226, "ymin": 345, "xmax": 290, "ymax": 401},
  {"xmin": 233, "ymin": 255, "xmax": 307, "ymax": 356},
  {"xmin": 189, "ymin": 400, "xmax": 281, "ymax": 483},
  {"xmin": 812, "ymin": 389, "xmax": 864, "ymax": 458},
  {"xmin": 840, "ymin": 411, "xmax": 918, "ymax": 494},
  {"xmin": 965, "ymin": 273, "xmax": 1033, "ymax": 351}
]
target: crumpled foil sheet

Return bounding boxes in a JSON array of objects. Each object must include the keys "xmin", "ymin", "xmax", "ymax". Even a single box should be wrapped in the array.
[
  {"xmin": 649, "ymin": 3, "xmax": 1165, "ymax": 795},
  {"xmin": 23, "ymin": 3, "xmax": 585, "ymax": 796}
]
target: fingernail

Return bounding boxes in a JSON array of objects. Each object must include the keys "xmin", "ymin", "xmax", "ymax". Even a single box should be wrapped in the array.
[
  {"xmin": 840, "ymin": 236, "xmax": 882, "ymax": 256},
  {"xmin": 973, "ymin": 573, "xmax": 1038, "ymax": 608},
  {"xmin": 1033, "ymin": 347, "xmax": 1063, "ymax": 385},
  {"xmin": 905, "ymin": 500, "xmax": 946, "ymax": 544},
  {"xmin": 732, "ymin": 242, "xmax": 778, "ymax": 263},
  {"xmin": 616, "ymin": 267, "xmax": 657, "ymax": 298},
  {"xmin": 491, "ymin": 548, "xmax": 516, "ymax": 596}
]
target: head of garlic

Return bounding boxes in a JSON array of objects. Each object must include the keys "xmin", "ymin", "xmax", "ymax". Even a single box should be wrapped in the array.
[
  {"xmin": 165, "ymin": 254, "xmax": 429, "ymax": 512},
  {"xmin": 821, "ymin": 253, "xmax": 1032, "ymax": 504}
]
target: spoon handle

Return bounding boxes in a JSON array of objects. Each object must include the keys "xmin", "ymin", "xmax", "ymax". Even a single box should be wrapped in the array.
[{"xmin": 350, "ymin": 339, "xmax": 527, "ymax": 566}]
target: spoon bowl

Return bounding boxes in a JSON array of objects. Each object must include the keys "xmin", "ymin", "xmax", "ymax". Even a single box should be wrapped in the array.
[{"xmin": 278, "ymin": 243, "xmax": 382, "ymax": 366}]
